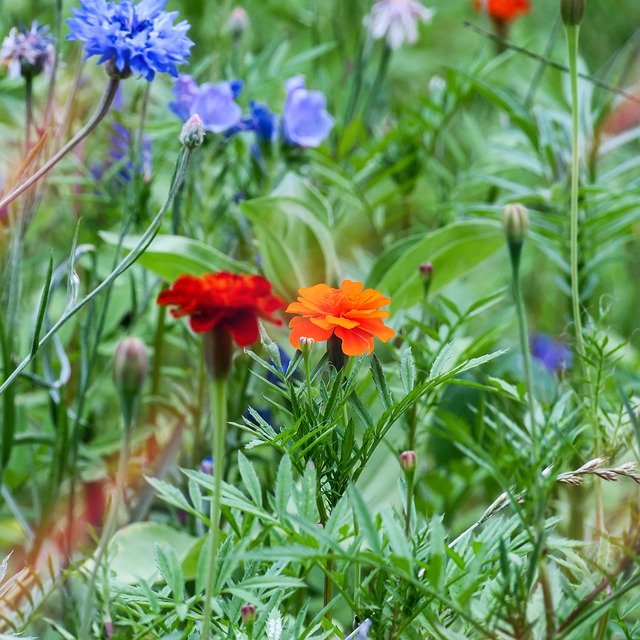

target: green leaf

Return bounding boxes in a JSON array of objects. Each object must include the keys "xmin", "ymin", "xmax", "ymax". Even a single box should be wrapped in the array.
[
  {"xmin": 108, "ymin": 522, "xmax": 195, "ymax": 584},
  {"xmin": 275, "ymin": 454, "xmax": 293, "ymax": 516},
  {"xmin": 238, "ymin": 451, "xmax": 262, "ymax": 507},
  {"xmin": 400, "ymin": 347, "xmax": 416, "ymax": 394},
  {"xmin": 348, "ymin": 483, "xmax": 382, "ymax": 556},
  {"xmin": 367, "ymin": 221, "xmax": 505, "ymax": 313},
  {"xmin": 99, "ymin": 232, "xmax": 250, "ymax": 281},
  {"xmin": 154, "ymin": 542, "xmax": 185, "ymax": 603},
  {"xmin": 381, "ymin": 509, "xmax": 411, "ymax": 571},
  {"xmin": 240, "ymin": 173, "xmax": 340, "ymax": 301},
  {"xmin": 370, "ymin": 355, "xmax": 393, "ymax": 411}
]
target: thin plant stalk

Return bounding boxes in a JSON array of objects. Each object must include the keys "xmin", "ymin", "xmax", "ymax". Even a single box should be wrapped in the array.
[
  {"xmin": 80, "ymin": 415, "xmax": 133, "ymax": 638},
  {"xmin": 511, "ymin": 258, "xmax": 536, "ymax": 444},
  {"xmin": 565, "ymin": 24, "xmax": 604, "ymax": 534},
  {"xmin": 0, "ymin": 147, "xmax": 193, "ymax": 398},
  {"xmin": 201, "ymin": 376, "xmax": 228, "ymax": 640},
  {"xmin": 0, "ymin": 77, "xmax": 120, "ymax": 211},
  {"xmin": 25, "ymin": 75, "xmax": 34, "ymax": 153}
]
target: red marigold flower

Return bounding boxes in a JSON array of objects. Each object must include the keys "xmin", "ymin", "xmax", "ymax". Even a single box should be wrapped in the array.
[
  {"xmin": 286, "ymin": 280, "xmax": 396, "ymax": 357},
  {"xmin": 157, "ymin": 272, "xmax": 286, "ymax": 347},
  {"xmin": 473, "ymin": 0, "xmax": 531, "ymax": 22}
]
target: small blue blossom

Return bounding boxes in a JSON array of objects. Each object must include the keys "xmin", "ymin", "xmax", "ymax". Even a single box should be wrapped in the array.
[
  {"xmin": 282, "ymin": 75, "xmax": 334, "ymax": 148},
  {"xmin": 169, "ymin": 74, "xmax": 243, "ymax": 133},
  {"xmin": 229, "ymin": 101, "xmax": 279, "ymax": 141},
  {"xmin": 531, "ymin": 334, "xmax": 572, "ymax": 373},
  {"xmin": 199, "ymin": 457, "xmax": 214, "ymax": 475},
  {"xmin": 66, "ymin": 0, "xmax": 194, "ymax": 81}
]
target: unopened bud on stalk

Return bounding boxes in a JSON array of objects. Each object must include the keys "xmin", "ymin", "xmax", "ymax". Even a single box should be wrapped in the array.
[
  {"xmin": 561, "ymin": 0, "xmax": 585, "ymax": 26},
  {"xmin": 400, "ymin": 450, "xmax": 417, "ymax": 471},
  {"xmin": 226, "ymin": 7, "xmax": 249, "ymax": 37},
  {"xmin": 113, "ymin": 337, "xmax": 148, "ymax": 425},
  {"xmin": 299, "ymin": 336, "xmax": 315, "ymax": 357},
  {"xmin": 419, "ymin": 262, "xmax": 434, "ymax": 296},
  {"xmin": 241, "ymin": 603, "xmax": 256, "ymax": 625},
  {"xmin": 502, "ymin": 203, "xmax": 529, "ymax": 244},
  {"xmin": 180, "ymin": 114, "xmax": 205, "ymax": 149}
]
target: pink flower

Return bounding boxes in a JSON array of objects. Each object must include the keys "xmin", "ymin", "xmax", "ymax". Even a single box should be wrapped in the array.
[{"xmin": 365, "ymin": 0, "xmax": 434, "ymax": 50}]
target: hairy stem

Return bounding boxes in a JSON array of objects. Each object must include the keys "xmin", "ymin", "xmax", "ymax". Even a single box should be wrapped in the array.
[
  {"xmin": 565, "ymin": 24, "xmax": 603, "ymax": 535},
  {"xmin": 0, "ymin": 77, "xmax": 120, "ymax": 211},
  {"xmin": 201, "ymin": 376, "xmax": 228, "ymax": 640},
  {"xmin": 80, "ymin": 416, "xmax": 132, "ymax": 638},
  {"xmin": 0, "ymin": 147, "xmax": 193, "ymax": 398}
]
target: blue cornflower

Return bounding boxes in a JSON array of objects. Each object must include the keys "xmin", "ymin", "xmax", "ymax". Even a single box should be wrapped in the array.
[
  {"xmin": 230, "ymin": 101, "xmax": 279, "ymax": 141},
  {"xmin": 169, "ymin": 74, "xmax": 243, "ymax": 133},
  {"xmin": 282, "ymin": 75, "xmax": 334, "ymax": 148},
  {"xmin": 531, "ymin": 334, "xmax": 572, "ymax": 373},
  {"xmin": 0, "ymin": 21, "xmax": 55, "ymax": 79},
  {"xmin": 66, "ymin": 0, "xmax": 194, "ymax": 81}
]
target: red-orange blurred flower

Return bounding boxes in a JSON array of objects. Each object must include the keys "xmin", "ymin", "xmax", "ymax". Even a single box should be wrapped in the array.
[
  {"xmin": 287, "ymin": 280, "xmax": 396, "ymax": 356},
  {"xmin": 157, "ymin": 272, "xmax": 286, "ymax": 346},
  {"xmin": 473, "ymin": 0, "xmax": 531, "ymax": 22}
]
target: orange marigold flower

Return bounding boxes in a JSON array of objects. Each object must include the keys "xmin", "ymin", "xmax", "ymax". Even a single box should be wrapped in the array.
[
  {"xmin": 286, "ymin": 280, "xmax": 396, "ymax": 357},
  {"xmin": 157, "ymin": 272, "xmax": 286, "ymax": 347},
  {"xmin": 473, "ymin": 0, "xmax": 531, "ymax": 22}
]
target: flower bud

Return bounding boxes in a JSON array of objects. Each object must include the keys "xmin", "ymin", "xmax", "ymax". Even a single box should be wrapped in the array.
[
  {"xmin": 299, "ymin": 336, "xmax": 315, "ymax": 358},
  {"xmin": 180, "ymin": 114, "xmax": 205, "ymax": 149},
  {"xmin": 419, "ymin": 262, "xmax": 433, "ymax": 296},
  {"xmin": 113, "ymin": 337, "xmax": 148, "ymax": 427},
  {"xmin": 241, "ymin": 603, "xmax": 256, "ymax": 625},
  {"xmin": 501, "ymin": 203, "xmax": 529, "ymax": 245},
  {"xmin": 113, "ymin": 337, "xmax": 148, "ymax": 401},
  {"xmin": 561, "ymin": 0, "xmax": 585, "ymax": 26},
  {"xmin": 226, "ymin": 7, "xmax": 249, "ymax": 37},
  {"xmin": 199, "ymin": 457, "xmax": 214, "ymax": 475},
  {"xmin": 399, "ymin": 450, "xmax": 417, "ymax": 471}
]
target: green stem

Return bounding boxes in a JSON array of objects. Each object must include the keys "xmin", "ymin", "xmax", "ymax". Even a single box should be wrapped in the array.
[
  {"xmin": 0, "ymin": 77, "xmax": 120, "ymax": 211},
  {"xmin": 512, "ymin": 259, "xmax": 537, "ymax": 446},
  {"xmin": 404, "ymin": 472, "xmax": 414, "ymax": 539},
  {"xmin": 201, "ymin": 376, "xmax": 228, "ymax": 640},
  {"xmin": 80, "ymin": 417, "xmax": 132, "ymax": 638},
  {"xmin": 25, "ymin": 75, "xmax": 33, "ymax": 153},
  {"xmin": 0, "ymin": 147, "xmax": 193, "ymax": 398},
  {"xmin": 565, "ymin": 24, "xmax": 603, "ymax": 535}
]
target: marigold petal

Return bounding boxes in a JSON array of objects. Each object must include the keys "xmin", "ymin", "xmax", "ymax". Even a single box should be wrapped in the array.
[
  {"xmin": 334, "ymin": 326, "xmax": 374, "ymax": 356},
  {"xmin": 289, "ymin": 317, "xmax": 333, "ymax": 349},
  {"xmin": 356, "ymin": 318, "xmax": 396, "ymax": 342},
  {"xmin": 325, "ymin": 315, "xmax": 359, "ymax": 329},
  {"xmin": 221, "ymin": 312, "xmax": 260, "ymax": 347}
]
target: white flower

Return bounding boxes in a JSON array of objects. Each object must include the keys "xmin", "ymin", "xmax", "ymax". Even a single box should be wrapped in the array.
[{"xmin": 365, "ymin": 0, "xmax": 434, "ymax": 50}]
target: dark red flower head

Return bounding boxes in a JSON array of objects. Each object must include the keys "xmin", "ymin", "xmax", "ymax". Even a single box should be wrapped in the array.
[{"xmin": 157, "ymin": 272, "xmax": 286, "ymax": 347}]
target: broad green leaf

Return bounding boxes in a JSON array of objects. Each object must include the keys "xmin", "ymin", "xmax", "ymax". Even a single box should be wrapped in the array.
[
  {"xmin": 99, "ymin": 232, "xmax": 250, "ymax": 281},
  {"xmin": 368, "ymin": 221, "xmax": 504, "ymax": 313},
  {"xmin": 108, "ymin": 522, "xmax": 195, "ymax": 584},
  {"xmin": 240, "ymin": 173, "xmax": 340, "ymax": 301}
]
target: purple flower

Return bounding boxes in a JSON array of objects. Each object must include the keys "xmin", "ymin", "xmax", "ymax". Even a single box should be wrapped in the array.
[
  {"xmin": 199, "ymin": 457, "xmax": 214, "ymax": 475},
  {"xmin": 243, "ymin": 101, "xmax": 279, "ymax": 141},
  {"xmin": 0, "ymin": 21, "xmax": 55, "ymax": 79},
  {"xmin": 66, "ymin": 0, "xmax": 194, "ymax": 81},
  {"xmin": 95, "ymin": 120, "xmax": 152, "ymax": 183},
  {"xmin": 282, "ymin": 76, "xmax": 334, "ymax": 148},
  {"xmin": 169, "ymin": 74, "xmax": 243, "ymax": 133},
  {"xmin": 530, "ymin": 335, "xmax": 572, "ymax": 373}
]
